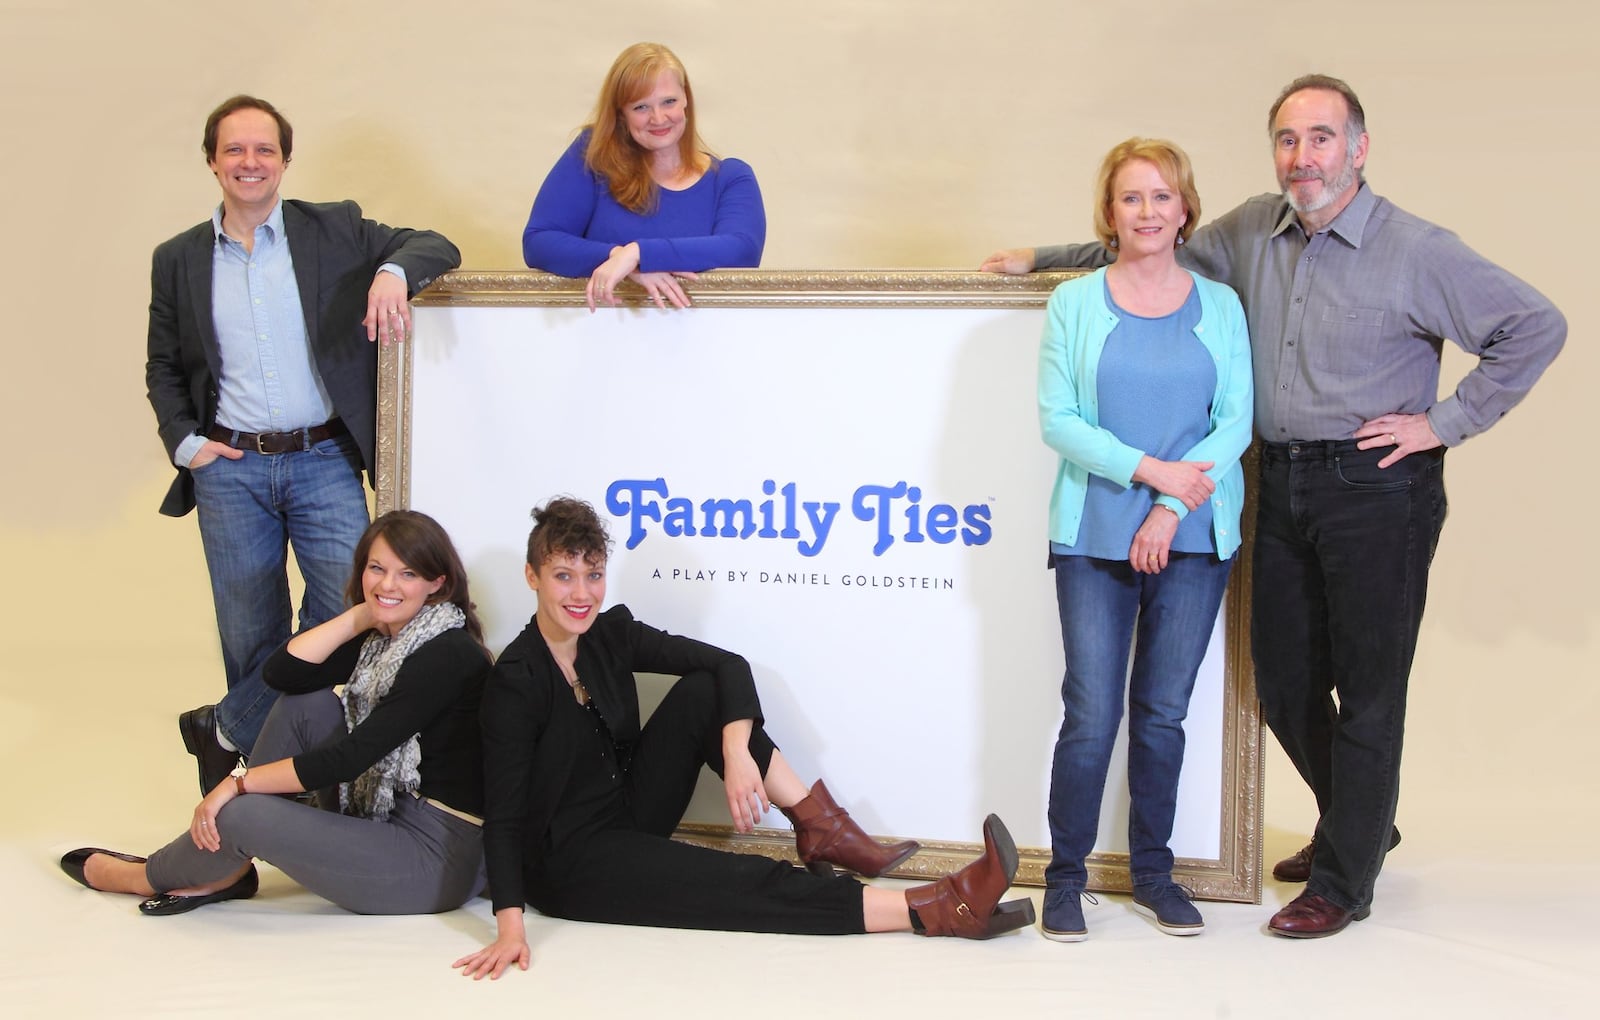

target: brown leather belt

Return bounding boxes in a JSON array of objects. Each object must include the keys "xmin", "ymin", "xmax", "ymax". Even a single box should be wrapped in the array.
[{"xmin": 206, "ymin": 417, "xmax": 348, "ymax": 454}]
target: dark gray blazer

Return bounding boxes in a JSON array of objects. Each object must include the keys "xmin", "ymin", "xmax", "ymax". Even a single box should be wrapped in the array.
[{"xmin": 144, "ymin": 198, "xmax": 460, "ymax": 517}]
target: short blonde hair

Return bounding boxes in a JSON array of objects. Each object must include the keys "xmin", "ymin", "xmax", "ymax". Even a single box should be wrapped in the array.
[{"xmin": 1091, "ymin": 138, "xmax": 1201, "ymax": 250}]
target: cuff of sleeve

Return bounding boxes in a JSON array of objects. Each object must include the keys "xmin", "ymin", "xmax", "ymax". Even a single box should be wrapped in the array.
[
  {"xmin": 377, "ymin": 263, "xmax": 408, "ymax": 290},
  {"xmin": 632, "ymin": 239, "xmax": 662, "ymax": 273},
  {"xmin": 1154, "ymin": 496, "xmax": 1189, "ymax": 521},
  {"xmin": 1424, "ymin": 401, "xmax": 1472, "ymax": 447},
  {"xmin": 1105, "ymin": 445, "xmax": 1143, "ymax": 488},
  {"xmin": 1033, "ymin": 245, "xmax": 1065, "ymax": 270},
  {"xmin": 175, "ymin": 432, "xmax": 207, "ymax": 469}
]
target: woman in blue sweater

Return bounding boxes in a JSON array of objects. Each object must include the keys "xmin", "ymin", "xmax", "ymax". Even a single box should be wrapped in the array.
[
  {"xmin": 1037, "ymin": 139, "xmax": 1252, "ymax": 942},
  {"xmin": 523, "ymin": 42, "xmax": 765, "ymax": 312}
]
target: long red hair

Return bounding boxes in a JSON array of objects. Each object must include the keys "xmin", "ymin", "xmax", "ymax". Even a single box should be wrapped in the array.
[{"xmin": 583, "ymin": 42, "xmax": 710, "ymax": 214}]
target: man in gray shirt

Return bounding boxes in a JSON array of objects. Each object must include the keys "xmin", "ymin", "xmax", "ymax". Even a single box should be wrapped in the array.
[{"xmin": 982, "ymin": 74, "xmax": 1564, "ymax": 937}]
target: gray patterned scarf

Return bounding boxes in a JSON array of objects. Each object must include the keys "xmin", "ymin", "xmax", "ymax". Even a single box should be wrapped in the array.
[{"xmin": 338, "ymin": 601, "xmax": 465, "ymax": 820}]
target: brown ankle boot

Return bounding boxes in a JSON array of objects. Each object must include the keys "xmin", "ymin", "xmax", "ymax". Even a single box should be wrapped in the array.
[
  {"xmin": 780, "ymin": 779, "xmax": 920, "ymax": 877},
  {"xmin": 906, "ymin": 814, "xmax": 1035, "ymax": 939}
]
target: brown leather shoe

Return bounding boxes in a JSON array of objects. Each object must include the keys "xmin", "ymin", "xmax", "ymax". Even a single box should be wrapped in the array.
[
  {"xmin": 1271, "ymin": 841, "xmax": 1317, "ymax": 882},
  {"xmin": 1272, "ymin": 827, "xmax": 1403, "ymax": 883},
  {"xmin": 780, "ymin": 779, "xmax": 920, "ymax": 877},
  {"xmin": 906, "ymin": 814, "xmax": 1035, "ymax": 939},
  {"xmin": 1267, "ymin": 890, "xmax": 1372, "ymax": 938}
]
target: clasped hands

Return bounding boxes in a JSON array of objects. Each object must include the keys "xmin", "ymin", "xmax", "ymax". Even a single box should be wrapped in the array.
[
  {"xmin": 588, "ymin": 242, "xmax": 699, "ymax": 312},
  {"xmin": 1128, "ymin": 455, "xmax": 1213, "ymax": 575}
]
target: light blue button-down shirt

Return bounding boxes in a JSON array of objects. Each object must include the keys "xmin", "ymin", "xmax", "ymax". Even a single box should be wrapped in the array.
[
  {"xmin": 211, "ymin": 200, "xmax": 333, "ymax": 430},
  {"xmin": 173, "ymin": 200, "xmax": 404, "ymax": 467}
]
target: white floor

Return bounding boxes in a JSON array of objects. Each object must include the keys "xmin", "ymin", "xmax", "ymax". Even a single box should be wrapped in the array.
[{"xmin": 6, "ymin": 645, "xmax": 1598, "ymax": 1018}]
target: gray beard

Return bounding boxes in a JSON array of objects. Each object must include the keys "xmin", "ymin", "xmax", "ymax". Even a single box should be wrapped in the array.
[{"xmin": 1283, "ymin": 153, "xmax": 1359, "ymax": 215}]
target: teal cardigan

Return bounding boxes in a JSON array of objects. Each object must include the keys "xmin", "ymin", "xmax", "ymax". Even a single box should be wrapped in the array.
[{"xmin": 1038, "ymin": 267, "xmax": 1253, "ymax": 558}]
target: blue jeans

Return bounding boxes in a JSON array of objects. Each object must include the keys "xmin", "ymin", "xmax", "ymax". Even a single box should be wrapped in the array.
[
  {"xmin": 1252, "ymin": 440, "xmax": 1446, "ymax": 913},
  {"xmin": 190, "ymin": 433, "xmax": 369, "ymax": 752},
  {"xmin": 1045, "ymin": 551, "xmax": 1232, "ymax": 893}
]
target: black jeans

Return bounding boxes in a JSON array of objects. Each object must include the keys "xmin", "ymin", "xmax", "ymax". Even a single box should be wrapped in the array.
[
  {"xmin": 527, "ymin": 671, "xmax": 867, "ymax": 934},
  {"xmin": 1252, "ymin": 440, "xmax": 1446, "ymax": 912}
]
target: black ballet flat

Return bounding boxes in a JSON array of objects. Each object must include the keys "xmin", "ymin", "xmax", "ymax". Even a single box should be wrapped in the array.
[
  {"xmin": 139, "ymin": 864, "xmax": 259, "ymax": 916},
  {"xmin": 59, "ymin": 847, "xmax": 147, "ymax": 889}
]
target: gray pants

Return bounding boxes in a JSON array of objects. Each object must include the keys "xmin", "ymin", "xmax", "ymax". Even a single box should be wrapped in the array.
[{"xmin": 145, "ymin": 690, "xmax": 485, "ymax": 914}]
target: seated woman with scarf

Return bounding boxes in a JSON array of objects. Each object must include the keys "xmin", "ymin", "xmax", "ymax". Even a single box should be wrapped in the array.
[{"xmin": 61, "ymin": 510, "xmax": 492, "ymax": 916}]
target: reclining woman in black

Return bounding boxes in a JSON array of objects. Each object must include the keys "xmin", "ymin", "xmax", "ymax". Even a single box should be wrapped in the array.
[{"xmin": 454, "ymin": 497, "xmax": 1033, "ymax": 979}]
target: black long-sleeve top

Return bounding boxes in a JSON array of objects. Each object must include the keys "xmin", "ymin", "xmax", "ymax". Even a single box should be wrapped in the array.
[
  {"xmin": 480, "ymin": 605, "xmax": 762, "ymax": 912},
  {"xmin": 263, "ymin": 628, "xmax": 490, "ymax": 815}
]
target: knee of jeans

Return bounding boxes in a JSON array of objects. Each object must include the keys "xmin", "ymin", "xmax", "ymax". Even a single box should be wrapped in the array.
[
  {"xmin": 1128, "ymin": 696, "xmax": 1189, "ymax": 730},
  {"xmin": 1062, "ymin": 678, "xmax": 1125, "ymax": 731},
  {"xmin": 1058, "ymin": 703, "xmax": 1123, "ymax": 747}
]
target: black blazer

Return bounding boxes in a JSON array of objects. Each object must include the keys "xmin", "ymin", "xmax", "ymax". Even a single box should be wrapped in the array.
[{"xmin": 144, "ymin": 198, "xmax": 460, "ymax": 517}]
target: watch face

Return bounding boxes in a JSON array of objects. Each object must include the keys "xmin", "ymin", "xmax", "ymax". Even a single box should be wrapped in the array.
[{"xmin": 230, "ymin": 763, "xmax": 247, "ymax": 778}]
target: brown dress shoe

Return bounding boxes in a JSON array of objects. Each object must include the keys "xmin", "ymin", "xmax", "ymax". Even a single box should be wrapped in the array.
[
  {"xmin": 780, "ymin": 780, "xmax": 920, "ymax": 877},
  {"xmin": 1271, "ymin": 841, "xmax": 1317, "ymax": 882},
  {"xmin": 1272, "ymin": 827, "xmax": 1403, "ymax": 883},
  {"xmin": 1268, "ymin": 890, "xmax": 1372, "ymax": 938},
  {"xmin": 906, "ymin": 814, "xmax": 1035, "ymax": 939}
]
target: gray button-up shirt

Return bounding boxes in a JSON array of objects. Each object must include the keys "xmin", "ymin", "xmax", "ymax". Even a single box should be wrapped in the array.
[{"xmin": 1036, "ymin": 184, "xmax": 1566, "ymax": 445}]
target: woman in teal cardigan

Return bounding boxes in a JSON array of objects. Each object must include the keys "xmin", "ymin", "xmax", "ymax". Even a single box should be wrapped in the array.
[{"xmin": 1037, "ymin": 138, "xmax": 1251, "ymax": 943}]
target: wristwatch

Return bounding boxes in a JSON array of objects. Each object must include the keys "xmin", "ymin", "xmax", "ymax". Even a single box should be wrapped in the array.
[{"xmin": 230, "ymin": 761, "xmax": 249, "ymax": 796}]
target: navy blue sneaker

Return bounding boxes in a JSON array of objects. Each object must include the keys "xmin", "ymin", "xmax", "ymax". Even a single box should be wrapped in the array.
[
  {"xmin": 1133, "ymin": 880, "xmax": 1204, "ymax": 936},
  {"xmin": 1041, "ymin": 888, "xmax": 1096, "ymax": 942}
]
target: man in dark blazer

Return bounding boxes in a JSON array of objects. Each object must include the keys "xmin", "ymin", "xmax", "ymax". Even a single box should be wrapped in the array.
[{"xmin": 146, "ymin": 95, "xmax": 461, "ymax": 794}]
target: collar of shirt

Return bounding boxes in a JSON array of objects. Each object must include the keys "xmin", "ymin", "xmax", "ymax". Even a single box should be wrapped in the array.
[
  {"xmin": 211, "ymin": 198, "xmax": 286, "ymax": 248},
  {"xmin": 1269, "ymin": 183, "xmax": 1379, "ymax": 247}
]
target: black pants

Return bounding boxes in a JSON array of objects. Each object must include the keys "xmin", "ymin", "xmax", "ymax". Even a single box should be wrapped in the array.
[
  {"xmin": 1252, "ymin": 441, "xmax": 1446, "ymax": 911},
  {"xmin": 527, "ymin": 671, "xmax": 868, "ymax": 934}
]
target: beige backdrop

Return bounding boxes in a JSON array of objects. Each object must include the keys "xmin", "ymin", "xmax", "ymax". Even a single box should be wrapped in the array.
[{"xmin": 2, "ymin": 0, "xmax": 1595, "ymax": 874}]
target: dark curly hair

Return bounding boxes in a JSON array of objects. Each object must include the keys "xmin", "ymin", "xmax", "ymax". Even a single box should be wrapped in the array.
[{"xmin": 526, "ymin": 497, "xmax": 612, "ymax": 569}]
